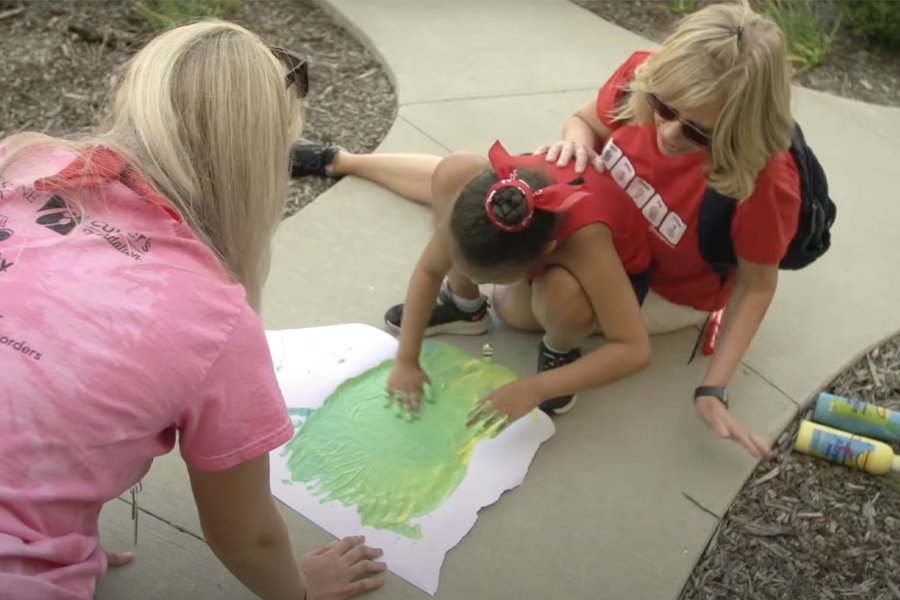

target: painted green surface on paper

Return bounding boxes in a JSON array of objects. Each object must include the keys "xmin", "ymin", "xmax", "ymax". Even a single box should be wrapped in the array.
[{"xmin": 283, "ymin": 340, "xmax": 517, "ymax": 539}]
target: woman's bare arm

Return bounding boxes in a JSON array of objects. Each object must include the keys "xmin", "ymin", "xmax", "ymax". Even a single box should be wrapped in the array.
[
  {"xmin": 701, "ymin": 257, "xmax": 778, "ymax": 388},
  {"xmin": 188, "ymin": 455, "xmax": 306, "ymax": 600},
  {"xmin": 566, "ymin": 98, "xmax": 613, "ymax": 148}
]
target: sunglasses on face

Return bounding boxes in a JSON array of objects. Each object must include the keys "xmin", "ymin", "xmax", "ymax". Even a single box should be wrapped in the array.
[
  {"xmin": 270, "ymin": 46, "xmax": 309, "ymax": 98},
  {"xmin": 647, "ymin": 93, "xmax": 712, "ymax": 149}
]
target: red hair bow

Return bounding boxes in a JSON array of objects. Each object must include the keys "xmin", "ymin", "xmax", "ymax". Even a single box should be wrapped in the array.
[{"xmin": 484, "ymin": 140, "xmax": 586, "ymax": 232}]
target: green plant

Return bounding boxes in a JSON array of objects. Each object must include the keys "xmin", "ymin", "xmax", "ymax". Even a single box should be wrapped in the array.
[
  {"xmin": 755, "ymin": 0, "xmax": 841, "ymax": 73},
  {"xmin": 133, "ymin": 0, "xmax": 243, "ymax": 31},
  {"xmin": 666, "ymin": 0, "xmax": 700, "ymax": 16},
  {"xmin": 836, "ymin": 0, "xmax": 900, "ymax": 50}
]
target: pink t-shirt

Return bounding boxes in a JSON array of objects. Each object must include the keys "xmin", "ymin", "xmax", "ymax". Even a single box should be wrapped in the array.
[{"xmin": 0, "ymin": 142, "xmax": 294, "ymax": 599}]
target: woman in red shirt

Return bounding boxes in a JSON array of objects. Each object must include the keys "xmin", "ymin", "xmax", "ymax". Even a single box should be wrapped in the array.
[{"xmin": 537, "ymin": 2, "xmax": 799, "ymax": 458}]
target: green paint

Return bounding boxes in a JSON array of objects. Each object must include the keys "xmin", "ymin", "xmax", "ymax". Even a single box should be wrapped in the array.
[
  {"xmin": 283, "ymin": 341, "xmax": 517, "ymax": 539},
  {"xmin": 288, "ymin": 407, "xmax": 315, "ymax": 419},
  {"xmin": 510, "ymin": 349, "xmax": 528, "ymax": 362}
]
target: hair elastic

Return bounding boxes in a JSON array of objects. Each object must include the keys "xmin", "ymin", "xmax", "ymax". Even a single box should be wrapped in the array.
[{"xmin": 484, "ymin": 140, "xmax": 588, "ymax": 233}]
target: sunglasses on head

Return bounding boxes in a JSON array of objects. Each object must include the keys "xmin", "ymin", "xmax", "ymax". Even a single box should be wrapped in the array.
[
  {"xmin": 647, "ymin": 93, "xmax": 712, "ymax": 149},
  {"xmin": 270, "ymin": 46, "xmax": 309, "ymax": 98}
]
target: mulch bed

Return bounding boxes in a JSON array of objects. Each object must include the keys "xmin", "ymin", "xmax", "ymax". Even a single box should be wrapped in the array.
[
  {"xmin": 568, "ymin": 3, "xmax": 900, "ymax": 598},
  {"xmin": 679, "ymin": 341, "xmax": 900, "ymax": 600},
  {"xmin": 571, "ymin": 0, "xmax": 900, "ymax": 108},
  {"xmin": 0, "ymin": 0, "xmax": 396, "ymax": 217}
]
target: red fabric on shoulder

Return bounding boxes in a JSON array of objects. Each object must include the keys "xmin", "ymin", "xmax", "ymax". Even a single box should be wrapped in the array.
[
  {"xmin": 731, "ymin": 150, "xmax": 802, "ymax": 265},
  {"xmin": 595, "ymin": 50, "xmax": 653, "ymax": 130},
  {"xmin": 34, "ymin": 145, "xmax": 183, "ymax": 223},
  {"xmin": 513, "ymin": 153, "xmax": 650, "ymax": 276}
]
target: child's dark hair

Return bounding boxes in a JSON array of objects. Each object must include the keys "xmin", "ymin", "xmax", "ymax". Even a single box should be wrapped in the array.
[{"xmin": 449, "ymin": 168, "xmax": 559, "ymax": 269}]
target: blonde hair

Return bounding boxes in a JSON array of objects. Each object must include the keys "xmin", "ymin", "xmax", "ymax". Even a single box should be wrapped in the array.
[
  {"xmin": 0, "ymin": 19, "xmax": 304, "ymax": 311},
  {"xmin": 614, "ymin": 0, "xmax": 794, "ymax": 200}
]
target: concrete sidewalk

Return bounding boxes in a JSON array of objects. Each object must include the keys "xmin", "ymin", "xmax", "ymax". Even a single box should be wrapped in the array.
[{"xmin": 98, "ymin": 2, "xmax": 900, "ymax": 599}]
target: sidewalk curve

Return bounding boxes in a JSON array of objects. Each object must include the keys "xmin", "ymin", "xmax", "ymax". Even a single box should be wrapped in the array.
[{"xmin": 98, "ymin": 2, "xmax": 900, "ymax": 599}]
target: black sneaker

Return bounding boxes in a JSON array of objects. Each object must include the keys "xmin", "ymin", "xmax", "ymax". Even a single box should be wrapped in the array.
[
  {"xmin": 384, "ymin": 283, "xmax": 490, "ymax": 336},
  {"xmin": 537, "ymin": 341, "xmax": 582, "ymax": 415},
  {"xmin": 290, "ymin": 140, "xmax": 343, "ymax": 178}
]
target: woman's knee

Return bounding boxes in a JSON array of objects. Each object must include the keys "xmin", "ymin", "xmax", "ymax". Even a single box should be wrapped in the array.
[{"xmin": 531, "ymin": 267, "xmax": 595, "ymax": 330}]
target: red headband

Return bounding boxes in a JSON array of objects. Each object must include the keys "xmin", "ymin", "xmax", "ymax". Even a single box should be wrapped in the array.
[{"xmin": 485, "ymin": 140, "xmax": 585, "ymax": 232}]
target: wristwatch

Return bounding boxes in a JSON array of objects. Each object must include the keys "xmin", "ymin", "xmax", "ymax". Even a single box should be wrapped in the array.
[{"xmin": 694, "ymin": 386, "xmax": 729, "ymax": 408}]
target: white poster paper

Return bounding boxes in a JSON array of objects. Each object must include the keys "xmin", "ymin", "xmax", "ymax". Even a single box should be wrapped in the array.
[{"xmin": 265, "ymin": 324, "xmax": 554, "ymax": 595}]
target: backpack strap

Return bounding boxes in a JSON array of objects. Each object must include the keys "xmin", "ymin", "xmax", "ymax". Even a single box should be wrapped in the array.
[
  {"xmin": 777, "ymin": 124, "xmax": 836, "ymax": 270},
  {"xmin": 696, "ymin": 122, "xmax": 836, "ymax": 280}
]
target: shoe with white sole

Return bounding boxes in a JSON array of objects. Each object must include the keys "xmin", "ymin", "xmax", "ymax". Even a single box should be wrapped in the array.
[
  {"xmin": 536, "ymin": 341, "xmax": 582, "ymax": 415},
  {"xmin": 384, "ymin": 282, "xmax": 490, "ymax": 337}
]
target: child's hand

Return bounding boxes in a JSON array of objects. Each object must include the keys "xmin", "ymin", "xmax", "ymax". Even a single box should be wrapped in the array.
[
  {"xmin": 386, "ymin": 360, "xmax": 431, "ymax": 415},
  {"xmin": 466, "ymin": 380, "xmax": 543, "ymax": 434}
]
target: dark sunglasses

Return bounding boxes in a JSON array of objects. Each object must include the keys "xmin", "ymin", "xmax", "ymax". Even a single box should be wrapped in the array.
[
  {"xmin": 647, "ymin": 93, "xmax": 712, "ymax": 149},
  {"xmin": 270, "ymin": 46, "xmax": 309, "ymax": 98}
]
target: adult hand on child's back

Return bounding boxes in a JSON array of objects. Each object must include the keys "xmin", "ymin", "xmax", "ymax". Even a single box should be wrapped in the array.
[
  {"xmin": 386, "ymin": 360, "xmax": 431, "ymax": 414},
  {"xmin": 533, "ymin": 140, "xmax": 604, "ymax": 174},
  {"xmin": 299, "ymin": 535, "xmax": 386, "ymax": 600},
  {"xmin": 466, "ymin": 380, "xmax": 542, "ymax": 434},
  {"xmin": 695, "ymin": 396, "xmax": 776, "ymax": 459}
]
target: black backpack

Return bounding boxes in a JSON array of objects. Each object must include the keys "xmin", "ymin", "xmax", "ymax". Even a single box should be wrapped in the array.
[{"xmin": 696, "ymin": 123, "xmax": 837, "ymax": 284}]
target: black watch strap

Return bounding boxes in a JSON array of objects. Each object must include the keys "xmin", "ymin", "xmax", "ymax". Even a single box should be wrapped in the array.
[{"xmin": 694, "ymin": 385, "xmax": 729, "ymax": 408}]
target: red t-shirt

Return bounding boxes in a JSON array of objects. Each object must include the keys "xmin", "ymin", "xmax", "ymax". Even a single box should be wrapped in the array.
[
  {"xmin": 513, "ymin": 153, "xmax": 651, "ymax": 278},
  {"xmin": 594, "ymin": 51, "xmax": 802, "ymax": 311}
]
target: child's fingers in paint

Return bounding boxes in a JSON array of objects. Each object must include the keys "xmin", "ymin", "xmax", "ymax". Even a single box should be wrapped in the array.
[
  {"xmin": 466, "ymin": 400, "xmax": 503, "ymax": 429},
  {"xmin": 403, "ymin": 391, "xmax": 421, "ymax": 414},
  {"xmin": 422, "ymin": 382, "xmax": 435, "ymax": 403},
  {"xmin": 466, "ymin": 401, "xmax": 488, "ymax": 427}
]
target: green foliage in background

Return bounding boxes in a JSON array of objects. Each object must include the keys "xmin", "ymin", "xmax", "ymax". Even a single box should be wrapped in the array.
[
  {"xmin": 836, "ymin": 0, "xmax": 900, "ymax": 50},
  {"xmin": 756, "ymin": 0, "xmax": 841, "ymax": 73},
  {"xmin": 666, "ymin": 0, "xmax": 700, "ymax": 16},
  {"xmin": 133, "ymin": 0, "xmax": 243, "ymax": 31}
]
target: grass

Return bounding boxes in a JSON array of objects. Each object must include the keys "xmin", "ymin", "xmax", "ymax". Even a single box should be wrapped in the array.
[
  {"xmin": 666, "ymin": 0, "xmax": 700, "ymax": 16},
  {"xmin": 133, "ymin": 0, "xmax": 243, "ymax": 31},
  {"xmin": 755, "ymin": 0, "xmax": 841, "ymax": 73}
]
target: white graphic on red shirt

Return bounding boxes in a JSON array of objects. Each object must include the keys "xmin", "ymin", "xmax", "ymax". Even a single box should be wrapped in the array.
[
  {"xmin": 601, "ymin": 140, "xmax": 623, "ymax": 170},
  {"xmin": 625, "ymin": 177, "xmax": 654, "ymax": 208},
  {"xmin": 642, "ymin": 194, "xmax": 669, "ymax": 227},
  {"xmin": 659, "ymin": 211, "xmax": 687, "ymax": 245},
  {"xmin": 610, "ymin": 156, "xmax": 636, "ymax": 188}
]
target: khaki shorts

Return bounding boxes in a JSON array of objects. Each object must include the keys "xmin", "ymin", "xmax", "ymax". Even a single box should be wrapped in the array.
[{"xmin": 640, "ymin": 290, "xmax": 709, "ymax": 335}]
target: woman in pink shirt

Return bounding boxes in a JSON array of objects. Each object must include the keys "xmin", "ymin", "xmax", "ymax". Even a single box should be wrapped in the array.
[{"xmin": 0, "ymin": 20, "xmax": 384, "ymax": 600}]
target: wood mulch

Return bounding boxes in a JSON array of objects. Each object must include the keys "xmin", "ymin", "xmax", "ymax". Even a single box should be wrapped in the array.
[
  {"xmin": 572, "ymin": 0, "xmax": 900, "ymax": 108},
  {"xmin": 678, "ymin": 340, "xmax": 900, "ymax": 600},
  {"xmin": 0, "ymin": 0, "xmax": 396, "ymax": 217}
]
